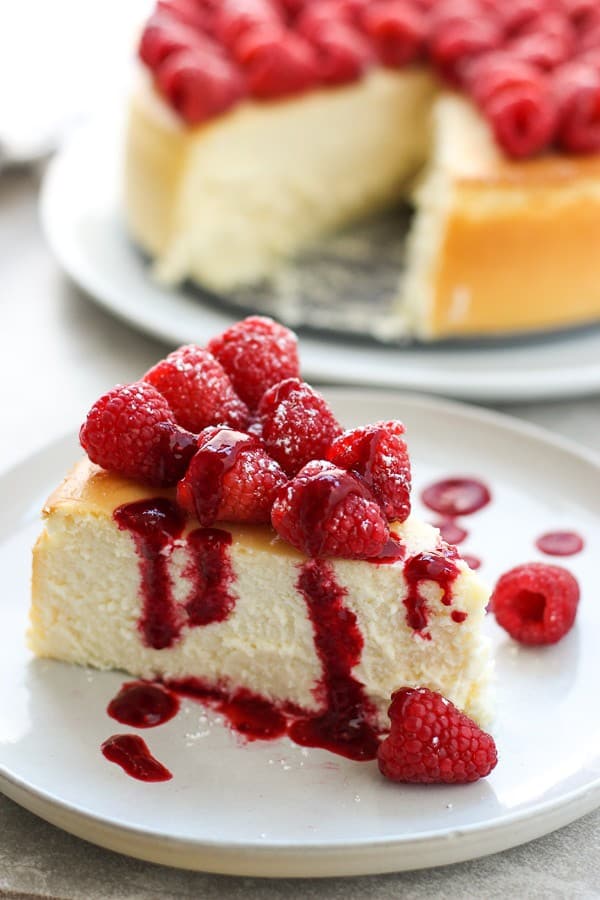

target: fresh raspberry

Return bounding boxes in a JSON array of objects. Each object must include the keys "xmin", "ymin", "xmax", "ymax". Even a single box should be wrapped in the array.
[
  {"xmin": 155, "ymin": 49, "xmax": 246, "ymax": 125},
  {"xmin": 304, "ymin": 22, "xmax": 373, "ymax": 85},
  {"xmin": 362, "ymin": 1, "xmax": 426, "ymax": 69},
  {"xmin": 327, "ymin": 420, "xmax": 411, "ymax": 522},
  {"xmin": 139, "ymin": 12, "xmax": 219, "ymax": 70},
  {"xmin": 271, "ymin": 460, "xmax": 390, "ymax": 558},
  {"xmin": 491, "ymin": 562, "xmax": 580, "ymax": 645},
  {"xmin": 377, "ymin": 687, "xmax": 498, "ymax": 784},
  {"xmin": 207, "ymin": 316, "xmax": 300, "ymax": 410},
  {"xmin": 258, "ymin": 378, "xmax": 342, "ymax": 477},
  {"xmin": 499, "ymin": 0, "xmax": 554, "ymax": 36},
  {"xmin": 213, "ymin": 0, "xmax": 282, "ymax": 51},
  {"xmin": 507, "ymin": 14, "xmax": 576, "ymax": 71},
  {"xmin": 156, "ymin": 0, "xmax": 217, "ymax": 32},
  {"xmin": 429, "ymin": 11, "xmax": 503, "ymax": 85},
  {"xmin": 467, "ymin": 55, "xmax": 557, "ymax": 157},
  {"xmin": 143, "ymin": 344, "xmax": 249, "ymax": 434},
  {"xmin": 177, "ymin": 426, "xmax": 287, "ymax": 525},
  {"xmin": 234, "ymin": 25, "xmax": 320, "ymax": 98},
  {"xmin": 297, "ymin": 0, "xmax": 364, "ymax": 37},
  {"xmin": 553, "ymin": 61, "xmax": 600, "ymax": 152},
  {"xmin": 80, "ymin": 383, "xmax": 197, "ymax": 487}
]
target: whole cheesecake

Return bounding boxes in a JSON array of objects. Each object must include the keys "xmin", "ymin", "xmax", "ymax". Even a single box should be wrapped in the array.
[
  {"xmin": 29, "ymin": 316, "xmax": 492, "ymax": 763},
  {"xmin": 124, "ymin": 0, "xmax": 600, "ymax": 340}
]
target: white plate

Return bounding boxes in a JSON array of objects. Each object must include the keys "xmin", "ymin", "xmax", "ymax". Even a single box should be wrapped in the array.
[
  {"xmin": 1, "ymin": 390, "xmax": 599, "ymax": 876},
  {"xmin": 40, "ymin": 113, "xmax": 600, "ymax": 403}
]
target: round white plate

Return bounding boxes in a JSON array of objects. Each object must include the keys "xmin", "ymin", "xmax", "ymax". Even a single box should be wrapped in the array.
[
  {"xmin": 1, "ymin": 390, "xmax": 599, "ymax": 877},
  {"xmin": 40, "ymin": 113, "xmax": 600, "ymax": 403}
]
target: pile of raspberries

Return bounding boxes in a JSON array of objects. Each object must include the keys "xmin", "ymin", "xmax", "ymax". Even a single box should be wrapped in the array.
[
  {"xmin": 140, "ymin": 0, "xmax": 600, "ymax": 157},
  {"xmin": 80, "ymin": 316, "xmax": 412, "ymax": 560}
]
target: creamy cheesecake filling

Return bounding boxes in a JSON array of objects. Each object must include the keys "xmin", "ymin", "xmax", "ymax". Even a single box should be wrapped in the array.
[{"xmin": 30, "ymin": 460, "xmax": 492, "ymax": 745}]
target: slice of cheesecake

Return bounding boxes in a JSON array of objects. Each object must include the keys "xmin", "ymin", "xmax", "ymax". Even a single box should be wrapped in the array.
[
  {"xmin": 29, "ymin": 316, "xmax": 492, "ymax": 761},
  {"xmin": 30, "ymin": 459, "xmax": 491, "ymax": 749}
]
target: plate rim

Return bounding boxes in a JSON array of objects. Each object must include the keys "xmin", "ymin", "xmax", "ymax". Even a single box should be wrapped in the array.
[
  {"xmin": 39, "ymin": 114, "xmax": 600, "ymax": 404},
  {"xmin": 2, "ymin": 389, "xmax": 599, "ymax": 876}
]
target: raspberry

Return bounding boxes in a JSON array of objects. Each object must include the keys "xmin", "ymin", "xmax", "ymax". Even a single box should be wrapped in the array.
[
  {"xmin": 429, "ymin": 10, "xmax": 503, "ymax": 85},
  {"xmin": 554, "ymin": 61, "xmax": 600, "ymax": 152},
  {"xmin": 327, "ymin": 420, "xmax": 411, "ymax": 522},
  {"xmin": 234, "ymin": 26, "xmax": 320, "ymax": 99},
  {"xmin": 297, "ymin": 0, "xmax": 364, "ymax": 37},
  {"xmin": 362, "ymin": 1, "xmax": 427, "ymax": 69},
  {"xmin": 467, "ymin": 55, "xmax": 557, "ymax": 157},
  {"xmin": 258, "ymin": 378, "xmax": 342, "ymax": 476},
  {"xmin": 177, "ymin": 426, "xmax": 287, "ymax": 525},
  {"xmin": 491, "ymin": 562, "xmax": 580, "ymax": 645},
  {"xmin": 139, "ymin": 12, "xmax": 219, "ymax": 70},
  {"xmin": 143, "ymin": 344, "xmax": 249, "ymax": 434},
  {"xmin": 377, "ymin": 687, "xmax": 498, "ymax": 784},
  {"xmin": 272, "ymin": 460, "xmax": 390, "ymax": 558},
  {"xmin": 207, "ymin": 316, "xmax": 300, "ymax": 410},
  {"xmin": 213, "ymin": 0, "xmax": 282, "ymax": 50},
  {"xmin": 507, "ymin": 14, "xmax": 576, "ymax": 71},
  {"xmin": 305, "ymin": 22, "xmax": 373, "ymax": 86},
  {"xmin": 499, "ymin": 0, "xmax": 554, "ymax": 36},
  {"xmin": 80, "ymin": 383, "xmax": 197, "ymax": 487},
  {"xmin": 156, "ymin": 0, "xmax": 216, "ymax": 32},
  {"xmin": 155, "ymin": 49, "xmax": 246, "ymax": 125}
]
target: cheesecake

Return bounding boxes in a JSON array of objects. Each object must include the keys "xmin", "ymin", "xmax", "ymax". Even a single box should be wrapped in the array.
[
  {"xmin": 30, "ymin": 459, "xmax": 491, "ymax": 740},
  {"xmin": 29, "ymin": 316, "xmax": 492, "ymax": 762},
  {"xmin": 124, "ymin": 0, "xmax": 600, "ymax": 340}
]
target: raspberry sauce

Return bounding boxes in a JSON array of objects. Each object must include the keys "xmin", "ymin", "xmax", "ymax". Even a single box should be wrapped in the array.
[
  {"xmin": 114, "ymin": 501, "xmax": 238, "ymax": 649},
  {"xmin": 462, "ymin": 554, "xmax": 482, "ymax": 571},
  {"xmin": 290, "ymin": 560, "xmax": 380, "ymax": 761},
  {"xmin": 169, "ymin": 681, "xmax": 288, "ymax": 741},
  {"xmin": 114, "ymin": 499, "xmax": 186, "ymax": 649},
  {"xmin": 101, "ymin": 734, "xmax": 172, "ymax": 782},
  {"xmin": 184, "ymin": 528, "xmax": 236, "ymax": 625},
  {"xmin": 535, "ymin": 531, "xmax": 584, "ymax": 557},
  {"xmin": 421, "ymin": 478, "xmax": 491, "ymax": 517},
  {"xmin": 435, "ymin": 518, "xmax": 468, "ymax": 545},
  {"xmin": 107, "ymin": 681, "xmax": 180, "ymax": 728},
  {"xmin": 403, "ymin": 549, "xmax": 460, "ymax": 635}
]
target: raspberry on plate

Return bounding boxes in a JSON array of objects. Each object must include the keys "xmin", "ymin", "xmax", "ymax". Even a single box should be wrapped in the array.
[
  {"xmin": 377, "ymin": 687, "xmax": 498, "ymax": 784},
  {"xmin": 271, "ymin": 459, "xmax": 390, "ymax": 558},
  {"xmin": 177, "ymin": 426, "xmax": 288, "ymax": 525},
  {"xmin": 79, "ymin": 383, "xmax": 197, "ymax": 487},
  {"xmin": 327, "ymin": 420, "xmax": 411, "ymax": 521},
  {"xmin": 207, "ymin": 316, "xmax": 301, "ymax": 410},
  {"xmin": 144, "ymin": 344, "xmax": 249, "ymax": 434},
  {"xmin": 258, "ymin": 378, "xmax": 343, "ymax": 477},
  {"xmin": 491, "ymin": 562, "xmax": 580, "ymax": 645}
]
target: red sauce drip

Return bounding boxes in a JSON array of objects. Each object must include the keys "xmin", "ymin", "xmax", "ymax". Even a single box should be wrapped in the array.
[
  {"xmin": 181, "ymin": 429, "xmax": 255, "ymax": 525},
  {"xmin": 422, "ymin": 478, "xmax": 491, "ymax": 517},
  {"xmin": 113, "ymin": 499, "xmax": 185, "ymax": 649},
  {"xmin": 297, "ymin": 469, "xmax": 376, "ymax": 557},
  {"xmin": 462, "ymin": 554, "xmax": 482, "ymax": 570},
  {"xmin": 184, "ymin": 527, "xmax": 236, "ymax": 625},
  {"xmin": 101, "ymin": 734, "xmax": 172, "ymax": 782},
  {"xmin": 107, "ymin": 681, "xmax": 180, "ymax": 728},
  {"xmin": 289, "ymin": 560, "xmax": 379, "ymax": 761},
  {"xmin": 536, "ymin": 531, "xmax": 584, "ymax": 557},
  {"xmin": 451, "ymin": 610, "xmax": 468, "ymax": 623},
  {"xmin": 371, "ymin": 536, "xmax": 406, "ymax": 564},
  {"xmin": 169, "ymin": 680, "xmax": 289, "ymax": 741},
  {"xmin": 403, "ymin": 549, "xmax": 460, "ymax": 634},
  {"xmin": 436, "ymin": 518, "xmax": 468, "ymax": 545}
]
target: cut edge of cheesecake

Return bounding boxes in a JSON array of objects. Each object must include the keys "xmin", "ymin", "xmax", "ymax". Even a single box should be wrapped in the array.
[
  {"xmin": 124, "ymin": 70, "xmax": 600, "ymax": 341},
  {"xmin": 30, "ymin": 459, "xmax": 493, "ymax": 733}
]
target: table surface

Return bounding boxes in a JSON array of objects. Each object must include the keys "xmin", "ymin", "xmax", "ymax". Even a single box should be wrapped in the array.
[{"xmin": 1, "ymin": 170, "xmax": 599, "ymax": 900}]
